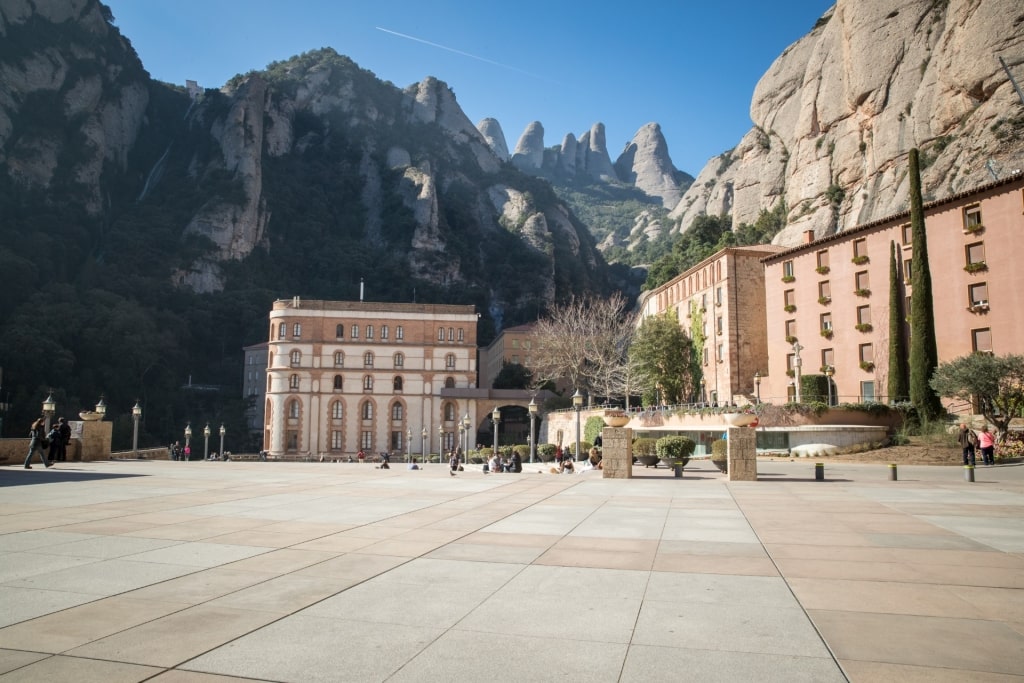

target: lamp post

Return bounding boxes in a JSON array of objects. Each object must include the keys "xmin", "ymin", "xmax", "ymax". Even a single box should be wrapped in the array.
[
  {"xmin": 491, "ymin": 406, "xmax": 501, "ymax": 461},
  {"xmin": 42, "ymin": 392, "xmax": 56, "ymax": 432},
  {"xmin": 438, "ymin": 424, "xmax": 444, "ymax": 464},
  {"xmin": 421, "ymin": 427, "xmax": 427, "ymax": 465},
  {"xmin": 131, "ymin": 401, "xmax": 142, "ymax": 457},
  {"xmin": 754, "ymin": 371, "xmax": 762, "ymax": 403},
  {"xmin": 406, "ymin": 428, "xmax": 412, "ymax": 463},
  {"xmin": 457, "ymin": 423, "xmax": 465, "ymax": 461},
  {"xmin": 825, "ymin": 366, "xmax": 834, "ymax": 406},
  {"xmin": 528, "ymin": 398, "xmax": 538, "ymax": 463},
  {"xmin": 462, "ymin": 414, "xmax": 471, "ymax": 458},
  {"xmin": 95, "ymin": 396, "xmax": 107, "ymax": 419},
  {"xmin": 203, "ymin": 423, "xmax": 211, "ymax": 460},
  {"xmin": 699, "ymin": 378, "xmax": 706, "ymax": 405},
  {"xmin": 792, "ymin": 341, "xmax": 804, "ymax": 403},
  {"xmin": 184, "ymin": 423, "xmax": 192, "ymax": 461},
  {"xmin": 572, "ymin": 389, "xmax": 583, "ymax": 462},
  {"xmin": 219, "ymin": 424, "xmax": 226, "ymax": 459}
]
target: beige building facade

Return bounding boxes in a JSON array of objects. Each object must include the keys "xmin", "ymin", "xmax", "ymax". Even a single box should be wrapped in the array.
[
  {"xmin": 639, "ymin": 246, "xmax": 784, "ymax": 405},
  {"xmin": 762, "ymin": 173, "xmax": 1024, "ymax": 406},
  {"xmin": 478, "ymin": 323, "xmax": 537, "ymax": 390},
  {"xmin": 265, "ymin": 298, "xmax": 481, "ymax": 458}
]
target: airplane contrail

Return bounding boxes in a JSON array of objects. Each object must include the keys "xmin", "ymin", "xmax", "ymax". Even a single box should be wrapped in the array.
[{"xmin": 375, "ymin": 27, "xmax": 558, "ymax": 84}]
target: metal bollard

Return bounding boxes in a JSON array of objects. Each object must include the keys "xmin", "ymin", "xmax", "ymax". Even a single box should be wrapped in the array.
[
  {"xmin": 964, "ymin": 465, "xmax": 975, "ymax": 482},
  {"xmin": 814, "ymin": 462, "xmax": 824, "ymax": 481},
  {"xmin": 888, "ymin": 463, "xmax": 898, "ymax": 481}
]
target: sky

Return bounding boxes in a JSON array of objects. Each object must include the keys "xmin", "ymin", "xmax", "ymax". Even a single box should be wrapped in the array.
[{"xmin": 103, "ymin": 0, "xmax": 834, "ymax": 176}]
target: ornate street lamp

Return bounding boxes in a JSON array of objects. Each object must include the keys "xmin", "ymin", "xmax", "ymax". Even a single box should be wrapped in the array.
[
  {"xmin": 406, "ymin": 428, "xmax": 412, "ymax": 463},
  {"xmin": 491, "ymin": 406, "xmax": 501, "ymax": 462},
  {"xmin": 42, "ymin": 392, "xmax": 56, "ymax": 432},
  {"xmin": 131, "ymin": 401, "xmax": 142, "ymax": 457},
  {"xmin": 572, "ymin": 390, "xmax": 583, "ymax": 462},
  {"xmin": 462, "ymin": 413, "xmax": 472, "ymax": 458},
  {"xmin": 95, "ymin": 396, "xmax": 106, "ymax": 419},
  {"xmin": 421, "ymin": 427, "xmax": 427, "ymax": 465},
  {"xmin": 203, "ymin": 423, "xmax": 211, "ymax": 460},
  {"xmin": 792, "ymin": 341, "xmax": 804, "ymax": 403},
  {"xmin": 438, "ymin": 424, "xmax": 444, "ymax": 464},
  {"xmin": 528, "ymin": 398, "xmax": 538, "ymax": 463},
  {"xmin": 825, "ymin": 366, "xmax": 835, "ymax": 406},
  {"xmin": 754, "ymin": 371, "xmax": 761, "ymax": 403},
  {"xmin": 184, "ymin": 423, "xmax": 192, "ymax": 460},
  {"xmin": 219, "ymin": 423, "xmax": 226, "ymax": 459}
]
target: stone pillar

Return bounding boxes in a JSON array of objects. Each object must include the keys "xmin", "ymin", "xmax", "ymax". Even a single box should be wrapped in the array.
[
  {"xmin": 601, "ymin": 427, "xmax": 632, "ymax": 479},
  {"xmin": 726, "ymin": 426, "xmax": 756, "ymax": 481},
  {"xmin": 76, "ymin": 420, "xmax": 112, "ymax": 462}
]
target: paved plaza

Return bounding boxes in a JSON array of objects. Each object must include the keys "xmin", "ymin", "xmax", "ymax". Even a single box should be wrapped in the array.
[{"xmin": 0, "ymin": 458, "xmax": 1022, "ymax": 682}]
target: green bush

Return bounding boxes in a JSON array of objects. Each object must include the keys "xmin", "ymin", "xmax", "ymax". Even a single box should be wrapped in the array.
[
  {"xmin": 568, "ymin": 441, "xmax": 592, "ymax": 458},
  {"xmin": 513, "ymin": 444, "xmax": 531, "ymax": 459},
  {"xmin": 656, "ymin": 435, "xmax": 696, "ymax": 464},
  {"xmin": 711, "ymin": 439, "xmax": 727, "ymax": 459},
  {"xmin": 633, "ymin": 438, "xmax": 658, "ymax": 457},
  {"xmin": 584, "ymin": 416, "xmax": 606, "ymax": 444},
  {"xmin": 538, "ymin": 443, "xmax": 557, "ymax": 458}
]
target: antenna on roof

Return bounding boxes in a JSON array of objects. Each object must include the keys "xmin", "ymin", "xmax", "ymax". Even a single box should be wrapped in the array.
[{"xmin": 360, "ymin": 278, "xmax": 364, "ymax": 302}]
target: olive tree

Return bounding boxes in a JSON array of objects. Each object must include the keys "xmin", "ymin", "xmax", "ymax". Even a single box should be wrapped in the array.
[{"xmin": 930, "ymin": 354, "xmax": 1024, "ymax": 442}]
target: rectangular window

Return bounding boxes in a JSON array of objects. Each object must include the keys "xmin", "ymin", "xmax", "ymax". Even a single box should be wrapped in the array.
[
  {"xmin": 702, "ymin": 347, "xmax": 709, "ymax": 365},
  {"xmin": 458, "ymin": 328, "xmax": 465, "ymax": 342},
  {"xmin": 904, "ymin": 259, "xmax": 912, "ymax": 283},
  {"xmin": 351, "ymin": 325, "xmax": 359, "ymax": 339},
  {"xmin": 966, "ymin": 242, "xmax": 986, "ymax": 266},
  {"xmin": 438, "ymin": 328, "xmax": 444, "ymax": 341},
  {"xmin": 396, "ymin": 326, "xmax": 404, "ymax": 340},
  {"xmin": 715, "ymin": 287, "xmax": 723, "ymax": 305},
  {"xmin": 366, "ymin": 325, "xmax": 373, "ymax": 340},
  {"xmin": 972, "ymin": 328, "xmax": 992, "ymax": 353},
  {"xmin": 860, "ymin": 381, "xmax": 875, "ymax": 402},
  {"xmin": 786, "ymin": 353, "xmax": 795, "ymax": 371},
  {"xmin": 361, "ymin": 431, "xmax": 372, "ymax": 450},
  {"xmin": 716, "ymin": 316, "xmax": 723, "ymax": 335},
  {"xmin": 857, "ymin": 305, "xmax": 871, "ymax": 325},
  {"xmin": 822, "ymin": 348, "xmax": 834, "ymax": 368},
  {"xmin": 784, "ymin": 289, "xmax": 795, "ymax": 307},
  {"xmin": 717, "ymin": 342, "xmax": 724, "ymax": 362},
  {"xmin": 512, "ymin": 339, "xmax": 519, "ymax": 349},
  {"xmin": 901, "ymin": 223, "xmax": 912, "ymax": 244},
  {"xmin": 391, "ymin": 431, "xmax": 402, "ymax": 451},
  {"xmin": 783, "ymin": 260, "xmax": 794, "ymax": 278},
  {"xmin": 331, "ymin": 431, "xmax": 343, "ymax": 450},
  {"xmin": 859, "ymin": 343, "xmax": 874, "ymax": 363},
  {"xmin": 785, "ymin": 319, "xmax": 797, "ymax": 339},
  {"xmin": 853, "ymin": 238, "xmax": 868, "ymax": 259},
  {"xmin": 968, "ymin": 283, "xmax": 988, "ymax": 306},
  {"xmin": 816, "ymin": 250, "xmax": 829, "ymax": 269},
  {"xmin": 293, "ymin": 323, "xmax": 301, "ymax": 338},
  {"xmin": 277, "ymin": 323, "xmax": 286, "ymax": 340},
  {"xmin": 334, "ymin": 352, "xmax": 344, "ymax": 366},
  {"xmin": 381, "ymin": 325, "xmax": 388, "ymax": 340},
  {"xmin": 964, "ymin": 205, "xmax": 982, "ymax": 230},
  {"xmin": 820, "ymin": 312, "xmax": 832, "ymax": 331},
  {"xmin": 855, "ymin": 271, "xmax": 870, "ymax": 291},
  {"xmin": 819, "ymin": 281, "xmax": 831, "ymax": 300},
  {"xmin": 701, "ymin": 293, "xmax": 708, "ymax": 309},
  {"xmin": 511, "ymin": 355, "xmax": 519, "ymax": 364},
  {"xmin": 448, "ymin": 327, "xmax": 454, "ymax": 341}
]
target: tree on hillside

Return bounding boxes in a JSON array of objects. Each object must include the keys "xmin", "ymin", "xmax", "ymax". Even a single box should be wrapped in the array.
[
  {"xmin": 629, "ymin": 309, "xmax": 690, "ymax": 405},
  {"xmin": 530, "ymin": 293, "xmax": 634, "ymax": 404},
  {"xmin": 492, "ymin": 361, "xmax": 533, "ymax": 390},
  {"xmin": 907, "ymin": 148, "xmax": 943, "ymax": 419},
  {"xmin": 887, "ymin": 240, "xmax": 910, "ymax": 402},
  {"xmin": 930, "ymin": 354, "xmax": 1024, "ymax": 442}
]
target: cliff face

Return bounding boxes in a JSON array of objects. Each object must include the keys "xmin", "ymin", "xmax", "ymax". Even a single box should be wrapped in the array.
[{"xmin": 671, "ymin": 0, "xmax": 1024, "ymax": 246}]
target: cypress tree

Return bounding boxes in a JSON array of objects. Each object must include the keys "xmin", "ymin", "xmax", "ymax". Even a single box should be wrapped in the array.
[
  {"xmin": 887, "ymin": 240, "xmax": 909, "ymax": 402},
  {"xmin": 907, "ymin": 149, "xmax": 943, "ymax": 418}
]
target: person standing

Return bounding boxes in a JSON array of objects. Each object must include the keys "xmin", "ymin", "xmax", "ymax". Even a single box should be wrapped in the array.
[
  {"xmin": 977, "ymin": 425, "xmax": 996, "ymax": 466},
  {"xmin": 46, "ymin": 424, "xmax": 61, "ymax": 464},
  {"xmin": 957, "ymin": 423, "xmax": 977, "ymax": 467},
  {"xmin": 56, "ymin": 417, "xmax": 71, "ymax": 462},
  {"xmin": 23, "ymin": 417, "xmax": 53, "ymax": 469}
]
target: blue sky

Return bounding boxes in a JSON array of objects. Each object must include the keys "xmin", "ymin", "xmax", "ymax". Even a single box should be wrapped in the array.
[{"xmin": 104, "ymin": 1, "xmax": 833, "ymax": 176}]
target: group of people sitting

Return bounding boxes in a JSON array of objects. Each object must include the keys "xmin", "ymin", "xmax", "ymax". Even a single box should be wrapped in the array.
[
  {"xmin": 549, "ymin": 446, "xmax": 603, "ymax": 474},
  {"xmin": 484, "ymin": 450, "xmax": 522, "ymax": 473}
]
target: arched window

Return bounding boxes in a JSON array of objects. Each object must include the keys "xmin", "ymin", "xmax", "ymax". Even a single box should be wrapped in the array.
[
  {"xmin": 393, "ymin": 376, "xmax": 403, "ymax": 391},
  {"xmin": 335, "ymin": 324, "xmax": 344, "ymax": 338},
  {"xmin": 363, "ymin": 375, "xmax": 373, "ymax": 390},
  {"xmin": 331, "ymin": 401, "xmax": 343, "ymax": 420},
  {"xmin": 289, "ymin": 374, "xmax": 299, "ymax": 389},
  {"xmin": 278, "ymin": 322, "xmax": 286, "ymax": 339},
  {"xmin": 333, "ymin": 375, "xmax": 343, "ymax": 390},
  {"xmin": 334, "ymin": 351, "xmax": 344, "ymax": 366},
  {"xmin": 361, "ymin": 402, "xmax": 373, "ymax": 420},
  {"xmin": 366, "ymin": 325, "xmax": 374, "ymax": 340},
  {"xmin": 288, "ymin": 399, "xmax": 300, "ymax": 419},
  {"xmin": 445, "ymin": 353, "xmax": 455, "ymax": 368},
  {"xmin": 444, "ymin": 377, "xmax": 455, "ymax": 388},
  {"xmin": 364, "ymin": 352, "xmax": 374, "ymax": 367},
  {"xmin": 290, "ymin": 350, "xmax": 301, "ymax": 366},
  {"xmin": 394, "ymin": 352, "xmax": 404, "ymax": 367},
  {"xmin": 391, "ymin": 403, "xmax": 403, "ymax": 420},
  {"xmin": 444, "ymin": 402, "xmax": 456, "ymax": 421}
]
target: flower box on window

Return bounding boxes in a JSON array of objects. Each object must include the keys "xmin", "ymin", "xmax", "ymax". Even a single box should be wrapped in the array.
[
  {"xmin": 854, "ymin": 323, "xmax": 873, "ymax": 332},
  {"xmin": 818, "ymin": 296, "xmax": 831, "ymax": 306},
  {"xmin": 785, "ymin": 335, "xmax": 798, "ymax": 344},
  {"xmin": 781, "ymin": 275, "xmax": 796, "ymax": 283},
  {"xmin": 786, "ymin": 369, "xmax": 795, "ymax": 377},
  {"xmin": 964, "ymin": 261, "xmax": 988, "ymax": 274},
  {"xmin": 815, "ymin": 266, "xmax": 830, "ymax": 275},
  {"xmin": 820, "ymin": 329, "xmax": 833, "ymax": 339},
  {"xmin": 783, "ymin": 304, "xmax": 796, "ymax": 313},
  {"xmin": 859, "ymin": 361, "xmax": 875, "ymax": 371},
  {"xmin": 851, "ymin": 255, "xmax": 870, "ymax": 265},
  {"xmin": 963, "ymin": 224, "xmax": 984, "ymax": 235},
  {"xmin": 854, "ymin": 288, "xmax": 871, "ymax": 297}
]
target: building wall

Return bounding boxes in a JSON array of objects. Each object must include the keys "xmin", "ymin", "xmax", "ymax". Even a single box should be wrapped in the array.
[
  {"xmin": 479, "ymin": 323, "xmax": 536, "ymax": 389},
  {"xmin": 242, "ymin": 342, "xmax": 268, "ymax": 443},
  {"xmin": 762, "ymin": 173, "xmax": 1024, "ymax": 406},
  {"xmin": 265, "ymin": 299, "xmax": 480, "ymax": 457}
]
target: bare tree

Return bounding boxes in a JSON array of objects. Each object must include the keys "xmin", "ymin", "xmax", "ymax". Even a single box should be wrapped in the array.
[{"xmin": 530, "ymin": 293, "xmax": 635, "ymax": 405}]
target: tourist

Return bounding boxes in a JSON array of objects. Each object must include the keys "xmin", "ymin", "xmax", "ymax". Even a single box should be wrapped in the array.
[
  {"xmin": 56, "ymin": 417, "xmax": 71, "ymax": 461},
  {"xmin": 449, "ymin": 450, "xmax": 460, "ymax": 476},
  {"xmin": 509, "ymin": 450, "xmax": 522, "ymax": 473},
  {"xmin": 957, "ymin": 423, "xmax": 977, "ymax": 467},
  {"xmin": 23, "ymin": 417, "xmax": 52, "ymax": 469},
  {"xmin": 978, "ymin": 425, "xmax": 995, "ymax": 466},
  {"xmin": 46, "ymin": 423, "xmax": 61, "ymax": 464}
]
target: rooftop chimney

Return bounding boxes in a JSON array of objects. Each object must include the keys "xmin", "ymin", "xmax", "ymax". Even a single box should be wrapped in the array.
[{"xmin": 803, "ymin": 230, "xmax": 815, "ymax": 244}]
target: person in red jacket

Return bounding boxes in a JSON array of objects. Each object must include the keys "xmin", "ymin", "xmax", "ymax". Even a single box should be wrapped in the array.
[{"xmin": 977, "ymin": 425, "xmax": 996, "ymax": 466}]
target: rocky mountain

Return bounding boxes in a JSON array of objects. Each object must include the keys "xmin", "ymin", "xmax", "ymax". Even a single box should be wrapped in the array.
[
  {"xmin": 671, "ymin": 0, "xmax": 1024, "ymax": 246},
  {"xmin": 0, "ymin": 0, "xmax": 616, "ymax": 439}
]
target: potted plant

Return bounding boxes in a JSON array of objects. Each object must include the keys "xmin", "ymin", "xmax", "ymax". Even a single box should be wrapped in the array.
[
  {"xmin": 538, "ymin": 443, "xmax": 557, "ymax": 462},
  {"xmin": 657, "ymin": 435, "xmax": 696, "ymax": 478},
  {"xmin": 710, "ymin": 438, "xmax": 728, "ymax": 473},
  {"xmin": 633, "ymin": 437, "xmax": 660, "ymax": 467}
]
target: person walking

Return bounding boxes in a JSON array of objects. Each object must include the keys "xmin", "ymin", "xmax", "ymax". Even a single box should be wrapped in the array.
[
  {"xmin": 957, "ymin": 423, "xmax": 977, "ymax": 467},
  {"xmin": 977, "ymin": 425, "xmax": 996, "ymax": 466},
  {"xmin": 23, "ymin": 417, "xmax": 53, "ymax": 469}
]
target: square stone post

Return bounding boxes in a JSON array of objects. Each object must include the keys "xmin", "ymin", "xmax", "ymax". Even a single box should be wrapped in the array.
[
  {"xmin": 601, "ymin": 427, "xmax": 632, "ymax": 479},
  {"xmin": 726, "ymin": 426, "xmax": 757, "ymax": 481}
]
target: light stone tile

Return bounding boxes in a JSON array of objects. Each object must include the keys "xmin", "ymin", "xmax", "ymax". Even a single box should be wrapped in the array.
[
  {"xmin": 621, "ymin": 644, "xmax": 845, "ymax": 683},
  {"xmin": 0, "ymin": 655, "xmax": 162, "ymax": 683}
]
